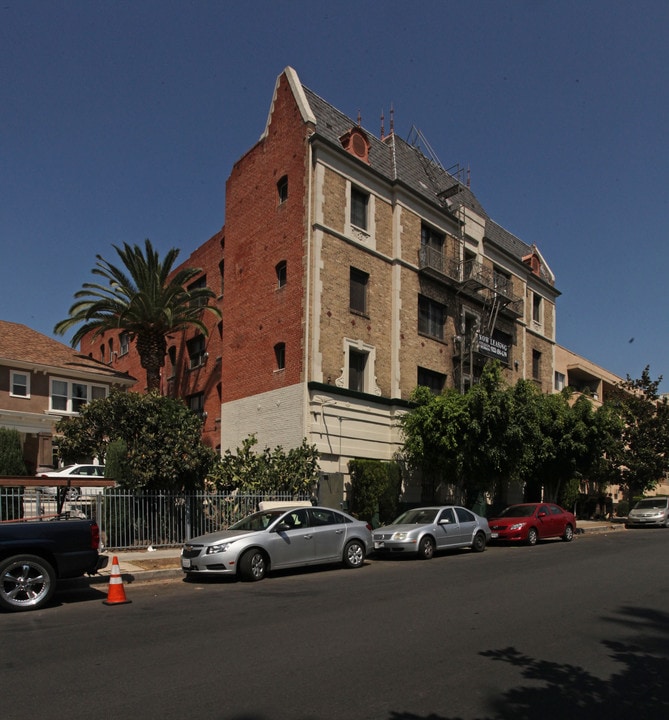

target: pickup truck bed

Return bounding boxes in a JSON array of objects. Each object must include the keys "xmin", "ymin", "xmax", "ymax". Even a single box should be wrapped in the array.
[{"xmin": 0, "ymin": 518, "xmax": 108, "ymax": 612}]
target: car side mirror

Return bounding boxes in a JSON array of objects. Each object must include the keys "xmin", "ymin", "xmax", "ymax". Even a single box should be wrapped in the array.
[
  {"xmin": 275, "ymin": 522, "xmax": 290, "ymax": 532},
  {"xmin": 538, "ymin": 512, "xmax": 547, "ymax": 518}
]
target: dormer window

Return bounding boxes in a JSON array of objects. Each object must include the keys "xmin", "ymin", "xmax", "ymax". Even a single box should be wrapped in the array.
[
  {"xmin": 340, "ymin": 127, "xmax": 370, "ymax": 164},
  {"xmin": 523, "ymin": 251, "xmax": 541, "ymax": 276}
]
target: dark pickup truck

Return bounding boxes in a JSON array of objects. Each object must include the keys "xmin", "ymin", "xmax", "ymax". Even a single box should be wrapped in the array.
[{"xmin": 0, "ymin": 518, "xmax": 108, "ymax": 612}]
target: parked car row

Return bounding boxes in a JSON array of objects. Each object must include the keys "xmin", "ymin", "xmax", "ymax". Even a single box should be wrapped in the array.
[{"xmin": 180, "ymin": 502, "xmax": 578, "ymax": 582}]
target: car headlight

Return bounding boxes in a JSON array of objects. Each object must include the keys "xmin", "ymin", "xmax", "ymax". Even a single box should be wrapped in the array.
[
  {"xmin": 206, "ymin": 542, "xmax": 233, "ymax": 555},
  {"xmin": 392, "ymin": 532, "xmax": 408, "ymax": 541},
  {"xmin": 509, "ymin": 523, "xmax": 526, "ymax": 531}
]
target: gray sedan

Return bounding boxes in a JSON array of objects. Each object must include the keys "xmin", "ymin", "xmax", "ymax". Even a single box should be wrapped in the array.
[
  {"xmin": 372, "ymin": 506, "xmax": 491, "ymax": 559},
  {"xmin": 181, "ymin": 506, "xmax": 373, "ymax": 581}
]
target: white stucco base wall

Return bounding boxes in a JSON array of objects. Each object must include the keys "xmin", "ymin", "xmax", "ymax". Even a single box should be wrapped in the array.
[
  {"xmin": 220, "ymin": 385, "xmax": 408, "ymax": 475},
  {"xmin": 220, "ymin": 384, "xmax": 307, "ymax": 452}
]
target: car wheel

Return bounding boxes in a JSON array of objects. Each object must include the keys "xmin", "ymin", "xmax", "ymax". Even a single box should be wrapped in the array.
[
  {"xmin": 526, "ymin": 527, "xmax": 538, "ymax": 546},
  {"xmin": 343, "ymin": 540, "xmax": 365, "ymax": 568},
  {"xmin": 239, "ymin": 549, "xmax": 268, "ymax": 582},
  {"xmin": 472, "ymin": 532, "xmax": 487, "ymax": 552},
  {"xmin": 562, "ymin": 524, "xmax": 574, "ymax": 542},
  {"xmin": 0, "ymin": 554, "xmax": 57, "ymax": 612},
  {"xmin": 65, "ymin": 487, "xmax": 80, "ymax": 501},
  {"xmin": 418, "ymin": 536, "xmax": 435, "ymax": 560}
]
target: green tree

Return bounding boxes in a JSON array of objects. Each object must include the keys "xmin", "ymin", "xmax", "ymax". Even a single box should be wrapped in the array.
[
  {"xmin": 0, "ymin": 428, "xmax": 28, "ymax": 475},
  {"xmin": 54, "ymin": 239, "xmax": 221, "ymax": 392},
  {"xmin": 55, "ymin": 390, "xmax": 216, "ymax": 491},
  {"xmin": 0, "ymin": 428, "xmax": 27, "ymax": 521},
  {"xmin": 399, "ymin": 385, "xmax": 468, "ymax": 502},
  {"xmin": 606, "ymin": 366, "xmax": 669, "ymax": 501},
  {"xmin": 208, "ymin": 434, "xmax": 320, "ymax": 496}
]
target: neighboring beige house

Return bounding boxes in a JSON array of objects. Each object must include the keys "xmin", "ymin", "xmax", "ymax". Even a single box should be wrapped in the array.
[
  {"xmin": 554, "ymin": 344, "xmax": 669, "ymax": 506},
  {"xmin": 553, "ymin": 344, "xmax": 623, "ymax": 407},
  {"xmin": 0, "ymin": 320, "xmax": 134, "ymax": 474}
]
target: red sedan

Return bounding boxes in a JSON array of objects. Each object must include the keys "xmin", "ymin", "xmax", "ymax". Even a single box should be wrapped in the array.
[{"xmin": 488, "ymin": 503, "xmax": 576, "ymax": 545}]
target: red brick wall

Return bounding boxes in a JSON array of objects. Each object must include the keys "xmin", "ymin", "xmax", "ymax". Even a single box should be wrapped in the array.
[
  {"xmin": 221, "ymin": 72, "xmax": 310, "ymax": 402},
  {"xmin": 79, "ymin": 228, "xmax": 225, "ymax": 450}
]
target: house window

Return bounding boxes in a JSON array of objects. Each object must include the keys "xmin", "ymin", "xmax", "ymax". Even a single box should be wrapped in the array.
[
  {"xmin": 421, "ymin": 223, "xmax": 444, "ymax": 252},
  {"xmin": 349, "ymin": 349, "xmax": 367, "ymax": 393},
  {"xmin": 493, "ymin": 267, "xmax": 511, "ymax": 295},
  {"xmin": 532, "ymin": 293, "xmax": 542, "ymax": 323},
  {"xmin": 50, "ymin": 379, "xmax": 107, "ymax": 413},
  {"xmin": 532, "ymin": 350, "xmax": 542, "ymax": 381},
  {"xmin": 417, "ymin": 367, "xmax": 446, "ymax": 395},
  {"xmin": 418, "ymin": 295, "xmax": 445, "ymax": 341},
  {"xmin": 276, "ymin": 261, "xmax": 287, "ymax": 288},
  {"xmin": 119, "ymin": 332, "xmax": 129, "ymax": 356},
  {"xmin": 187, "ymin": 335, "xmax": 207, "ymax": 369},
  {"xmin": 274, "ymin": 343, "xmax": 286, "ymax": 371},
  {"xmin": 277, "ymin": 175, "xmax": 288, "ymax": 204},
  {"xmin": 219, "ymin": 260, "xmax": 225, "ymax": 296},
  {"xmin": 349, "ymin": 267, "xmax": 368, "ymax": 315},
  {"xmin": 350, "ymin": 187, "xmax": 369, "ymax": 230},
  {"xmin": 10, "ymin": 371, "xmax": 29, "ymax": 398},
  {"xmin": 188, "ymin": 275, "xmax": 208, "ymax": 308},
  {"xmin": 188, "ymin": 393, "xmax": 205, "ymax": 418},
  {"xmin": 168, "ymin": 346, "xmax": 177, "ymax": 378},
  {"xmin": 555, "ymin": 371, "xmax": 566, "ymax": 391}
]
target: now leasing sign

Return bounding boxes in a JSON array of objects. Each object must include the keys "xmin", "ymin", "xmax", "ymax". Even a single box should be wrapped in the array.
[{"xmin": 477, "ymin": 334, "xmax": 509, "ymax": 362}]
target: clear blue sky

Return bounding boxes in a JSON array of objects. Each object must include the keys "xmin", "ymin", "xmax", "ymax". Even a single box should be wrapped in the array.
[{"xmin": 2, "ymin": 1, "xmax": 668, "ymax": 389}]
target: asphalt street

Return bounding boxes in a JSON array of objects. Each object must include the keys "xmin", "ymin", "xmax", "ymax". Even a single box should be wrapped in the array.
[{"xmin": 1, "ymin": 529, "xmax": 668, "ymax": 720}]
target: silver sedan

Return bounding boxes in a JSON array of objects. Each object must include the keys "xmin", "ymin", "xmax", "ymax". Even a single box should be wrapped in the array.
[
  {"xmin": 372, "ymin": 506, "xmax": 491, "ymax": 559},
  {"xmin": 181, "ymin": 506, "xmax": 372, "ymax": 581}
]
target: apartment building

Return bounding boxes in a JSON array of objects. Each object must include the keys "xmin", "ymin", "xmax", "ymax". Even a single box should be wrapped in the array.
[{"xmin": 88, "ymin": 67, "xmax": 560, "ymax": 503}]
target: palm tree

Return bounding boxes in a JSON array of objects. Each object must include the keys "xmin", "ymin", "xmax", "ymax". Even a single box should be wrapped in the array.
[{"xmin": 55, "ymin": 239, "xmax": 221, "ymax": 392}]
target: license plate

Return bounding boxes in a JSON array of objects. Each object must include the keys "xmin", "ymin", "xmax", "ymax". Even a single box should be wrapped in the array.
[
  {"xmin": 182, "ymin": 558, "xmax": 191, "ymax": 569},
  {"xmin": 491, "ymin": 533, "xmax": 498, "ymax": 539},
  {"xmin": 374, "ymin": 541, "xmax": 384, "ymax": 549}
]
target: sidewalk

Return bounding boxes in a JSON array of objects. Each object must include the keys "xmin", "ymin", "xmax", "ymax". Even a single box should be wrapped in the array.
[{"xmin": 88, "ymin": 519, "xmax": 626, "ymax": 587}]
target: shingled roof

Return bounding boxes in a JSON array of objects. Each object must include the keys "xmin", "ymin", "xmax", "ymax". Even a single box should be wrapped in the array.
[
  {"xmin": 298, "ymin": 73, "xmax": 551, "ymax": 281},
  {"xmin": 0, "ymin": 320, "xmax": 134, "ymax": 383}
]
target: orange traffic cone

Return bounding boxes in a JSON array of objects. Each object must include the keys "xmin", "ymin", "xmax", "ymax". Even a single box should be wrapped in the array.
[{"xmin": 103, "ymin": 556, "xmax": 131, "ymax": 605}]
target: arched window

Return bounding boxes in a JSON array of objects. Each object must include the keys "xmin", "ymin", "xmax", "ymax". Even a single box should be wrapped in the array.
[
  {"xmin": 274, "ymin": 342, "xmax": 286, "ymax": 371},
  {"xmin": 276, "ymin": 261, "xmax": 287, "ymax": 288}
]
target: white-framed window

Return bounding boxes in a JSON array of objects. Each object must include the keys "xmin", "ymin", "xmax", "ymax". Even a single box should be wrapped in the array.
[
  {"xmin": 10, "ymin": 370, "xmax": 30, "ymax": 398},
  {"xmin": 555, "ymin": 371, "xmax": 566, "ymax": 392},
  {"xmin": 50, "ymin": 378, "xmax": 107, "ymax": 414},
  {"xmin": 335, "ymin": 338, "xmax": 381, "ymax": 396},
  {"xmin": 532, "ymin": 292, "xmax": 543, "ymax": 324},
  {"xmin": 119, "ymin": 332, "xmax": 130, "ymax": 356},
  {"xmin": 350, "ymin": 186, "xmax": 368, "ymax": 230},
  {"xmin": 346, "ymin": 182, "xmax": 375, "ymax": 247}
]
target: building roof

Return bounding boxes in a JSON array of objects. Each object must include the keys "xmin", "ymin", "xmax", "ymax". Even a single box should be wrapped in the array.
[
  {"xmin": 0, "ymin": 320, "xmax": 134, "ymax": 384},
  {"xmin": 289, "ymin": 69, "xmax": 554, "ymax": 283}
]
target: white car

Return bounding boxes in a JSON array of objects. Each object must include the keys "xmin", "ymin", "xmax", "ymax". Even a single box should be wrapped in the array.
[{"xmin": 36, "ymin": 464, "xmax": 106, "ymax": 499}]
